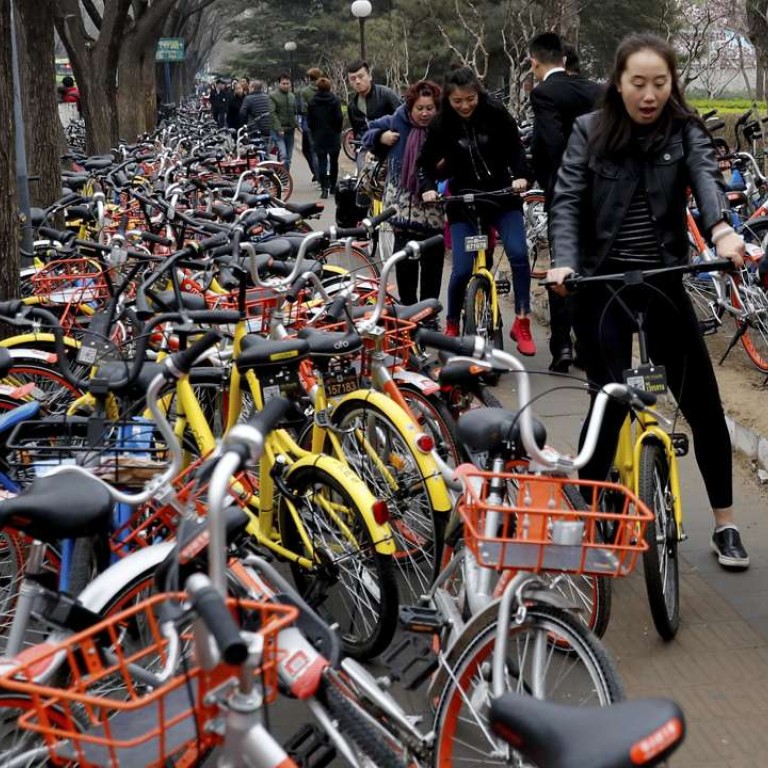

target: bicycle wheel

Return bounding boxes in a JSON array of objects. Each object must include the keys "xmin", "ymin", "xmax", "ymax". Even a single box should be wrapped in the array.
[
  {"xmin": 398, "ymin": 383, "xmax": 463, "ymax": 467},
  {"xmin": 0, "ymin": 532, "xmax": 27, "ymax": 654},
  {"xmin": 433, "ymin": 605, "xmax": 624, "ymax": 767},
  {"xmin": 1, "ymin": 362, "xmax": 83, "ymax": 416},
  {"xmin": 732, "ymin": 271, "xmax": 768, "ymax": 372},
  {"xmin": 523, "ymin": 192, "xmax": 550, "ymax": 279},
  {"xmin": 638, "ymin": 442, "xmax": 680, "ymax": 641},
  {"xmin": 278, "ymin": 463, "xmax": 398, "ymax": 659},
  {"xmin": 317, "ymin": 242, "xmax": 379, "ymax": 280},
  {"xmin": 329, "ymin": 400, "xmax": 439, "ymax": 607},
  {"xmin": 682, "ymin": 270, "xmax": 722, "ymax": 333},
  {"xmin": 258, "ymin": 160, "xmax": 293, "ymax": 200},
  {"xmin": 342, "ymin": 128, "xmax": 357, "ymax": 162},
  {"xmin": 463, "ymin": 275, "xmax": 502, "ymax": 385}
]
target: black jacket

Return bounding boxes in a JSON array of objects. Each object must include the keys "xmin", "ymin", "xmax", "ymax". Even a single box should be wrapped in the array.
[
  {"xmin": 240, "ymin": 92, "xmax": 273, "ymax": 137},
  {"xmin": 226, "ymin": 93, "xmax": 245, "ymax": 130},
  {"xmin": 418, "ymin": 95, "xmax": 532, "ymax": 223},
  {"xmin": 550, "ymin": 112, "xmax": 730, "ymax": 274},
  {"xmin": 530, "ymin": 71, "xmax": 602, "ymax": 202},
  {"xmin": 210, "ymin": 88, "xmax": 230, "ymax": 116},
  {"xmin": 308, "ymin": 91, "xmax": 343, "ymax": 153},
  {"xmin": 347, "ymin": 83, "xmax": 401, "ymax": 138}
]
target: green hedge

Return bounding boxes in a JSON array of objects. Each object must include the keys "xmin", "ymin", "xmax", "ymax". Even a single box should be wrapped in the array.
[{"xmin": 689, "ymin": 98, "xmax": 768, "ymax": 116}]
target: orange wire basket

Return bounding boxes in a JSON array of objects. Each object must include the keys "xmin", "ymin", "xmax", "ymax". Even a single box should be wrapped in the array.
[
  {"xmin": 31, "ymin": 258, "xmax": 110, "ymax": 308},
  {"xmin": 0, "ymin": 593, "xmax": 297, "ymax": 767},
  {"xmin": 320, "ymin": 313, "xmax": 417, "ymax": 375},
  {"xmin": 110, "ymin": 456, "xmax": 259, "ymax": 558},
  {"xmin": 457, "ymin": 469, "xmax": 653, "ymax": 578}
]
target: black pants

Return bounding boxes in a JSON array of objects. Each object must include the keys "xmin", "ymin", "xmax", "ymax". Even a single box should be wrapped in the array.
[
  {"xmin": 393, "ymin": 230, "xmax": 445, "ymax": 306},
  {"xmin": 548, "ymin": 289, "xmax": 574, "ymax": 355},
  {"xmin": 573, "ymin": 278, "xmax": 732, "ymax": 509},
  {"xmin": 301, "ymin": 131, "xmax": 316, "ymax": 177},
  {"xmin": 315, "ymin": 149, "xmax": 339, "ymax": 191}
]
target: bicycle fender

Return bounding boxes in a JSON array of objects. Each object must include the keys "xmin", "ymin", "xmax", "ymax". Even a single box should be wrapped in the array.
[
  {"xmin": 287, "ymin": 453, "xmax": 397, "ymax": 556},
  {"xmin": 332, "ymin": 390, "xmax": 453, "ymax": 513},
  {"xmin": 76, "ymin": 542, "xmax": 175, "ymax": 613},
  {"xmin": 634, "ymin": 426, "xmax": 683, "ymax": 516},
  {"xmin": 0, "ymin": 332, "xmax": 81, "ymax": 351},
  {"xmin": 392, "ymin": 368, "xmax": 441, "ymax": 395}
]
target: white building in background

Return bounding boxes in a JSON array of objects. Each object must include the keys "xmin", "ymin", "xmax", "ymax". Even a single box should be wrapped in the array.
[{"xmin": 682, "ymin": 28, "xmax": 758, "ymax": 96}]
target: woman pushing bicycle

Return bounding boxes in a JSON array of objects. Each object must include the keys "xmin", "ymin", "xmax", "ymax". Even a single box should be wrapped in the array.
[
  {"xmin": 418, "ymin": 66, "xmax": 536, "ymax": 354},
  {"xmin": 546, "ymin": 33, "xmax": 749, "ymax": 570}
]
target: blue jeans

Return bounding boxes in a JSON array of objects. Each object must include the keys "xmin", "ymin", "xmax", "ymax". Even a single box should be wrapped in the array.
[
  {"xmin": 447, "ymin": 209, "xmax": 530, "ymax": 319},
  {"xmin": 271, "ymin": 129, "xmax": 295, "ymax": 170}
]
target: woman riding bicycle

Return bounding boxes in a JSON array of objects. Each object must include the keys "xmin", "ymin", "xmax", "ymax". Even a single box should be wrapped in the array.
[
  {"xmin": 546, "ymin": 33, "xmax": 749, "ymax": 570},
  {"xmin": 418, "ymin": 66, "xmax": 535, "ymax": 353}
]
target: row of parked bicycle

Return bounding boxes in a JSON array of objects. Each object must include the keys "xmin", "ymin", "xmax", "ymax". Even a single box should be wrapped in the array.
[{"xmin": 0, "ymin": 110, "xmax": 691, "ymax": 766}]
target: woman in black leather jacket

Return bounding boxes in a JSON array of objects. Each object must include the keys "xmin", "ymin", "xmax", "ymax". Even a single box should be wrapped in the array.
[{"xmin": 547, "ymin": 34, "xmax": 749, "ymax": 569}]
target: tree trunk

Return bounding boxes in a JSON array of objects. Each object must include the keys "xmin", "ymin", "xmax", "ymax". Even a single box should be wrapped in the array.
[
  {"xmin": 118, "ymin": 40, "xmax": 160, "ymax": 141},
  {"xmin": 17, "ymin": 0, "xmax": 62, "ymax": 208},
  {"xmin": 0, "ymin": 0, "xmax": 20, "ymax": 303}
]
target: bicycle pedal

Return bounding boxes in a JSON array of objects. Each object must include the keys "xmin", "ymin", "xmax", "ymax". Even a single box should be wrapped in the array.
[
  {"xmin": 670, "ymin": 432, "xmax": 689, "ymax": 457},
  {"xmin": 495, "ymin": 278, "xmax": 511, "ymax": 295},
  {"xmin": 381, "ymin": 634, "xmax": 439, "ymax": 691},
  {"xmin": 698, "ymin": 318, "xmax": 720, "ymax": 335},
  {"xmin": 399, "ymin": 604, "xmax": 445, "ymax": 633},
  {"xmin": 284, "ymin": 723, "xmax": 336, "ymax": 768}
]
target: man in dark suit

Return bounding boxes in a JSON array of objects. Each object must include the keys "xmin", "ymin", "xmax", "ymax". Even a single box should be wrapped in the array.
[{"xmin": 529, "ymin": 33, "xmax": 602, "ymax": 373}]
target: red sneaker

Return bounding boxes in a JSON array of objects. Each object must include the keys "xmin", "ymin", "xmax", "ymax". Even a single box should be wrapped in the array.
[
  {"xmin": 510, "ymin": 316, "xmax": 536, "ymax": 356},
  {"xmin": 444, "ymin": 318, "xmax": 460, "ymax": 337}
]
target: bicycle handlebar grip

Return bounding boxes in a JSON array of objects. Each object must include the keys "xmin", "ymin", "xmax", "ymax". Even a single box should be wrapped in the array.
[
  {"xmin": 248, "ymin": 396, "xmax": 292, "ymax": 436},
  {"xmin": 185, "ymin": 576, "xmax": 249, "ymax": 666},
  {"xmin": 38, "ymin": 227, "xmax": 75, "ymax": 244},
  {"xmin": 333, "ymin": 226, "xmax": 367, "ymax": 239},
  {"xmin": 414, "ymin": 328, "xmax": 478, "ymax": 357},
  {"xmin": 0, "ymin": 300, "xmax": 24, "ymax": 317},
  {"xmin": 325, "ymin": 292, "xmax": 349, "ymax": 322},
  {"xmin": 59, "ymin": 192, "xmax": 83, "ymax": 207},
  {"xmin": 417, "ymin": 234, "xmax": 445, "ymax": 252},
  {"xmin": 74, "ymin": 239, "xmax": 111, "ymax": 253},
  {"xmin": 736, "ymin": 109, "xmax": 753, "ymax": 124},
  {"xmin": 167, "ymin": 330, "xmax": 222, "ymax": 377},
  {"xmin": 285, "ymin": 272, "xmax": 313, "ymax": 303},
  {"xmin": 701, "ymin": 109, "xmax": 717, "ymax": 120},
  {"xmin": 365, "ymin": 206, "xmax": 397, "ymax": 229},
  {"xmin": 631, "ymin": 388, "xmax": 657, "ymax": 406},
  {"xmin": 141, "ymin": 231, "xmax": 173, "ymax": 247},
  {"xmin": 182, "ymin": 309, "xmax": 241, "ymax": 324}
]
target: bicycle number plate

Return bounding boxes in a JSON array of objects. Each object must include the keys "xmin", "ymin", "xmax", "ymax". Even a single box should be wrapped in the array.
[
  {"xmin": 325, "ymin": 370, "xmax": 359, "ymax": 399},
  {"xmin": 464, "ymin": 235, "xmax": 488, "ymax": 253},
  {"xmin": 623, "ymin": 364, "xmax": 668, "ymax": 395}
]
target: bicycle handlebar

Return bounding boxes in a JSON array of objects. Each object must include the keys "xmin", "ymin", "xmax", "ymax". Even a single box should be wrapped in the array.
[{"xmin": 415, "ymin": 331, "xmax": 657, "ymax": 472}]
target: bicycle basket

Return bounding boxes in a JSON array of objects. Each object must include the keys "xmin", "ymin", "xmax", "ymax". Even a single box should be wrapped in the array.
[
  {"xmin": 457, "ymin": 469, "xmax": 653, "ymax": 577},
  {"xmin": 7, "ymin": 416, "xmax": 170, "ymax": 488},
  {"xmin": 30, "ymin": 258, "xmax": 109, "ymax": 307},
  {"xmin": 0, "ymin": 593, "xmax": 297, "ymax": 767}
]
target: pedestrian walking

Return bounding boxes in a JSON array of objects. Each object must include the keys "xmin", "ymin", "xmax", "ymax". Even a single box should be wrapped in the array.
[
  {"xmin": 307, "ymin": 78, "xmax": 343, "ymax": 199},
  {"xmin": 528, "ymin": 32, "xmax": 602, "ymax": 372},
  {"xmin": 240, "ymin": 80, "xmax": 274, "ymax": 141},
  {"xmin": 270, "ymin": 73, "xmax": 298, "ymax": 170}
]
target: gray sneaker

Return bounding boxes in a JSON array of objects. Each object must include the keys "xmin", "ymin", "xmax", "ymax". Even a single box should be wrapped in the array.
[{"xmin": 711, "ymin": 526, "xmax": 750, "ymax": 570}]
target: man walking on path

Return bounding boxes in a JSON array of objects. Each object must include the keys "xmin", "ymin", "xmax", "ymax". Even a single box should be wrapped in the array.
[
  {"xmin": 529, "ymin": 32, "xmax": 602, "ymax": 373},
  {"xmin": 346, "ymin": 59, "xmax": 400, "ymax": 139},
  {"xmin": 270, "ymin": 74, "xmax": 298, "ymax": 170},
  {"xmin": 240, "ymin": 80, "xmax": 275, "ymax": 141},
  {"xmin": 210, "ymin": 79, "xmax": 230, "ymax": 128},
  {"xmin": 299, "ymin": 67, "xmax": 323, "ymax": 181}
]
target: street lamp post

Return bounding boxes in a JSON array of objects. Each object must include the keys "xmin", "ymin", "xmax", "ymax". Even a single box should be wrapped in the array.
[
  {"xmin": 283, "ymin": 41, "xmax": 297, "ymax": 91},
  {"xmin": 350, "ymin": 0, "xmax": 372, "ymax": 61}
]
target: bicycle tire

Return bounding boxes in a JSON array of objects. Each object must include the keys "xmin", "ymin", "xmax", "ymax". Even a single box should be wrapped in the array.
[
  {"xmin": 317, "ymin": 242, "xmax": 380, "ymax": 281},
  {"xmin": 432, "ymin": 604, "xmax": 624, "ymax": 767},
  {"xmin": 278, "ymin": 462, "xmax": 398, "ymax": 659},
  {"xmin": 523, "ymin": 192, "xmax": 550, "ymax": 279},
  {"xmin": 342, "ymin": 128, "xmax": 357, "ymax": 162},
  {"xmin": 258, "ymin": 160, "xmax": 293, "ymax": 200},
  {"xmin": 638, "ymin": 442, "xmax": 680, "ymax": 641},
  {"xmin": 321, "ymin": 679, "xmax": 407, "ymax": 768},
  {"xmin": 398, "ymin": 384, "xmax": 463, "ymax": 467},
  {"xmin": 463, "ymin": 275, "xmax": 502, "ymax": 385},
  {"xmin": 329, "ymin": 399, "xmax": 439, "ymax": 607},
  {"xmin": 0, "ymin": 362, "xmax": 83, "ymax": 416},
  {"xmin": 732, "ymin": 271, "xmax": 768, "ymax": 372}
]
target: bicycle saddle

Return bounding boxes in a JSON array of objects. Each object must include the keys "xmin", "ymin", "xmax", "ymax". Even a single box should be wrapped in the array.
[
  {"xmin": 490, "ymin": 693, "xmax": 685, "ymax": 768},
  {"xmin": 297, "ymin": 327, "xmax": 363, "ymax": 358},
  {"xmin": 237, "ymin": 335, "xmax": 310, "ymax": 370},
  {"xmin": 381, "ymin": 298, "xmax": 443, "ymax": 322},
  {"xmin": 457, "ymin": 407, "xmax": 546, "ymax": 457},
  {"xmin": 282, "ymin": 201, "xmax": 324, "ymax": 218},
  {"xmin": 0, "ymin": 472, "xmax": 113, "ymax": 542},
  {"xmin": 253, "ymin": 238, "xmax": 293, "ymax": 260},
  {"xmin": 152, "ymin": 290, "xmax": 208, "ymax": 312}
]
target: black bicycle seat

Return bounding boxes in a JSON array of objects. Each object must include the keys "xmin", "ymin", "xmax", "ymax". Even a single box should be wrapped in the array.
[
  {"xmin": 457, "ymin": 407, "xmax": 546, "ymax": 457},
  {"xmin": 490, "ymin": 693, "xmax": 685, "ymax": 768}
]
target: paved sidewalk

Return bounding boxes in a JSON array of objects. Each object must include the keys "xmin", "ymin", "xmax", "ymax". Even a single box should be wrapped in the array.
[{"xmin": 289, "ymin": 151, "xmax": 768, "ymax": 766}]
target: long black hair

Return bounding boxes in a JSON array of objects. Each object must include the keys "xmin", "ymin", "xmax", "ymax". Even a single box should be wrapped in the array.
[
  {"xmin": 440, "ymin": 66, "xmax": 487, "ymax": 126},
  {"xmin": 590, "ymin": 34, "xmax": 702, "ymax": 159}
]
